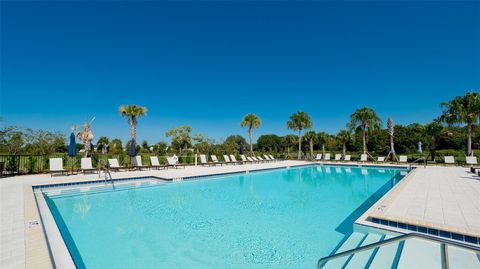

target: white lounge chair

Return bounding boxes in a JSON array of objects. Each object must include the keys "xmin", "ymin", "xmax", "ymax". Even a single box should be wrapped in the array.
[
  {"xmin": 211, "ymin": 155, "xmax": 224, "ymax": 165},
  {"xmin": 334, "ymin": 154, "xmax": 341, "ymax": 161},
  {"xmin": 360, "ymin": 154, "xmax": 368, "ymax": 162},
  {"xmin": 223, "ymin": 155, "xmax": 236, "ymax": 165},
  {"xmin": 315, "ymin": 154, "xmax": 323, "ymax": 161},
  {"xmin": 466, "ymin": 156, "xmax": 477, "ymax": 165},
  {"xmin": 49, "ymin": 158, "xmax": 67, "ymax": 176},
  {"xmin": 344, "ymin": 155, "xmax": 351, "ymax": 161},
  {"xmin": 257, "ymin": 156, "xmax": 267, "ymax": 162},
  {"xmin": 269, "ymin": 154, "xmax": 277, "ymax": 161},
  {"xmin": 247, "ymin": 156, "xmax": 256, "ymax": 163},
  {"xmin": 264, "ymin": 154, "xmax": 273, "ymax": 162},
  {"xmin": 81, "ymin": 158, "xmax": 97, "ymax": 174},
  {"xmin": 444, "ymin": 156, "xmax": 455, "ymax": 165},
  {"xmin": 108, "ymin": 158, "xmax": 126, "ymax": 171},
  {"xmin": 240, "ymin": 155, "xmax": 251, "ymax": 163},
  {"xmin": 133, "ymin": 156, "xmax": 149, "ymax": 170},
  {"xmin": 399, "ymin": 155, "xmax": 408, "ymax": 163},
  {"xmin": 167, "ymin": 156, "xmax": 185, "ymax": 169},
  {"xmin": 200, "ymin": 154, "xmax": 214, "ymax": 166},
  {"xmin": 377, "ymin": 156, "xmax": 386, "ymax": 162},
  {"xmin": 324, "ymin": 153, "xmax": 331, "ymax": 161},
  {"xmin": 230, "ymin": 155, "xmax": 243, "ymax": 164},
  {"xmin": 150, "ymin": 156, "xmax": 167, "ymax": 170}
]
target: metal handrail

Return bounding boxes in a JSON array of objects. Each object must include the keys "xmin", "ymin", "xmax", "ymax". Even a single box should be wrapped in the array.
[
  {"xmin": 409, "ymin": 156, "xmax": 426, "ymax": 169},
  {"xmin": 317, "ymin": 233, "xmax": 480, "ymax": 269}
]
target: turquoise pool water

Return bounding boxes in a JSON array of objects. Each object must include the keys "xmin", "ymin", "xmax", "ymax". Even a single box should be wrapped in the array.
[{"xmin": 45, "ymin": 165, "xmax": 407, "ymax": 269}]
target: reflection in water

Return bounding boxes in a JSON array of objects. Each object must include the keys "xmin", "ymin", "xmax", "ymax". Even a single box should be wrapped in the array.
[{"xmin": 74, "ymin": 194, "xmax": 91, "ymax": 219}]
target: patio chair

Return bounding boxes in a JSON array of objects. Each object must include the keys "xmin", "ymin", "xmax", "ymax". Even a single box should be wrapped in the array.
[
  {"xmin": 264, "ymin": 154, "xmax": 273, "ymax": 162},
  {"xmin": 150, "ymin": 156, "xmax": 167, "ymax": 170},
  {"xmin": 256, "ymin": 156, "xmax": 267, "ymax": 163},
  {"xmin": 200, "ymin": 154, "xmax": 215, "ymax": 166},
  {"xmin": 133, "ymin": 156, "xmax": 150, "ymax": 170},
  {"xmin": 108, "ymin": 158, "xmax": 127, "ymax": 171},
  {"xmin": 377, "ymin": 156, "xmax": 386, "ymax": 162},
  {"xmin": 211, "ymin": 155, "xmax": 225, "ymax": 165},
  {"xmin": 223, "ymin": 155, "xmax": 236, "ymax": 165},
  {"xmin": 334, "ymin": 154, "xmax": 341, "ymax": 161},
  {"xmin": 269, "ymin": 154, "xmax": 278, "ymax": 162},
  {"xmin": 466, "ymin": 156, "xmax": 479, "ymax": 173},
  {"xmin": 81, "ymin": 158, "xmax": 97, "ymax": 174},
  {"xmin": 230, "ymin": 154, "xmax": 243, "ymax": 164},
  {"xmin": 247, "ymin": 156, "xmax": 256, "ymax": 163},
  {"xmin": 49, "ymin": 158, "xmax": 67, "ymax": 176},
  {"xmin": 344, "ymin": 155, "xmax": 351, "ymax": 161},
  {"xmin": 240, "ymin": 155, "xmax": 251, "ymax": 163},
  {"xmin": 324, "ymin": 153, "xmax": 331, "ymax": 161},
  {"xmin": 444, "ymin": 156, "xmax": 455, "ymax": 165},
  {"xmin": 315, "ymin": 154, "xmax": 323, "ymax": 161},
  {"xmin": 167, "ymin": 156, "xmax": 185, "ymax": 169},
  {"xmin": 360, "ymin": 154, "xmax": 368, "ymax": 162},
  {"xmin": 399, "ymin": 155, "xmax": 408, "ymax": 163}
]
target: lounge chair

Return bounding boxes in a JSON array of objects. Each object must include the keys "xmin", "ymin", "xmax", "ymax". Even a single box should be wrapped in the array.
[
  {"xmin": 324, "ymin": 153, "xmax": 331, "ymax": 161},
  {"xmin": 399, "ymin": 155, "xmax": 408, "ymax": 163},
  {"xmin": 264, "ymin": 154, "xmax": 273, "ymax": 162},
  {"xmin": 257, "ymin": 156, "xmax": 267, "ymax": 162},
  {"xmin": 315, "ymin": 154, "xmax": 323, "ymax": 161},
  {"xmin": 49, "ymin": 158, "xmax": 67, "ymax": 176},
  {"xmin": 444, "ymin": 156, "xmax": 455, "ymax": 165},
  {"xmin": 81, "ymin": 158, "xmax": 97, "ymax": 174},
  {"xmin": 200, "ymin": 154, "xmax": 215, "ymax": 166},
  {"xmin": 334, "ymin": 154, "xmax": 341, "ymax": 161},
  {"xmin": 360, "ymin": 154, "xmax": 368, "ymax": 162},
  {"xmin": 167, "ymin": 156, "xmax": 185, "ymax": 169},
  {"xmin": 223, "ymin": 155, "xmax": 236, "ymax": 165},
  {"xmin": 230, "ymin": 154, "xmax": 243, "ymax": 164},
  {"xmin": 240, "ymin": 155, "xmax": 251, "ymax": 163},
  {"xmin": 269, "ymin": 154, "xmax": 278, "ymax": 162},
  {"xmin": 133, "ymin": 156, "xmax": 150, "ymax": 170},
  {"xmin": 211, "ymin": 155, "xmax": 225, "ymax": 165},
  {"xmin": 108, "ymin": 158, "xmax": 127, "ymax": 171},
  {"xmin": 247, "ymin": 156, "xmax": 256, "ymax": 163},
  {"xmin": 377, "ymin": 156, "xmax": 386, "ymax": 163},
  {"xmin": 150, "ymin": 156, "xmax": 167, "ymax": 170},
  {"xmin": 466, "ymin": 156, "xmax": 479, "ymax": 173},
  {"xmin": 344, "ymin": 155, "xmax": 351, "ymax": 161}
]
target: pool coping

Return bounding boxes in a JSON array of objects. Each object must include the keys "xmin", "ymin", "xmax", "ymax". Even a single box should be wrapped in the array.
[{"xmin": 28, "ymin": 162, "xmax": 412, "ymax": 268}]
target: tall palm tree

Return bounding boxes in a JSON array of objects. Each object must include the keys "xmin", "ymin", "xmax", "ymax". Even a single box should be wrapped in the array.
[
  {"xmin": 283, "ymin": 134, "xmax": 297, "ymax": 158},
  {"xmin": 349, "ymin": 107, "xmax": 382, "ymax": 154},
  {"xmin": 240, "ymin": 113, "xmax": 261, "ymax": 154},
  {"xmin": 337, "ymin": 129, "xmax": 352, "ymax": 156},
  {"xmin": 317, "ymin": 132, "xmax": 329, "ymax": 156},
  {"xmin": 440, "ymin": 92, "xmax": 480, "ymax": 156},
  {"xmin": 303, "ymin": 130, "xmax": 317, "ymax": 157},
  {"xmin": 119, "ymin": 105, "xmax": 148, "ymax": 142},
  {"xmin": 287, "ymin": 111, "xmax": 312, "ymax": 160}
]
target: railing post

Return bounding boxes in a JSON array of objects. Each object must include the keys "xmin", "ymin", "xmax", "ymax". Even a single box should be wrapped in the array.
[{"xmin": 441, "ymin": 243, "xmax": 449, "ymax": 269}]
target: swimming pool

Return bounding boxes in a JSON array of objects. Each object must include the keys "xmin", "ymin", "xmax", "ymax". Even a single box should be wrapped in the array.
[{"xmin": 43, "ymin": 165, "xmax": 407, "ymax": 269}]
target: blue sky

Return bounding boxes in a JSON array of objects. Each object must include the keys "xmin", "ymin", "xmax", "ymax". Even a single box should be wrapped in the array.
[{"xmin": 1, "ymin": 1, "xmax": 479, "ymax": 144}]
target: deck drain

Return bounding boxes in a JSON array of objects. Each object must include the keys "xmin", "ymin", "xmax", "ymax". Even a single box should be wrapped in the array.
[{"xmin": 28, "ymin": 220, "xmax": 39, "ymax": 229}]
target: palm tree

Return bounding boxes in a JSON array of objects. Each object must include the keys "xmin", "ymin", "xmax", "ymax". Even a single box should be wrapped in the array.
[
  {"xmin": 240, "ymin": 113, "xmax": 261, "ymax": 154},
  {"xmin": 287, "ymin": 111, "xmax": 312, "ymax": 160},
  {"xmin": 439, "ymin": 92, "xmax": 480, "ymax": 156},
  {"xmin": 283, "ymin": 135, "xmax": 297, "ymax": 158},
  {"xmin": 119, "ymin": 105, "xmax": 148, "ymax": 142},
  {"xmin": 337, "ymin": 129, "xmax": 352, "ymax": 156},
  {"xmin": 303, "ymin": 130, "xmax": 317, "ymax": 157},
  {"xmin": 317, "ymin": 132, "xmax": 329, "ymax": 156},
  {"xmin": 349, "ymin": 107, "xmax": 382, "ymax": 154}
]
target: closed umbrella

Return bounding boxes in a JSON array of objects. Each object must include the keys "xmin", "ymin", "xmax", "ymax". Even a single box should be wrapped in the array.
[
  {"xmin": 68, "ymin": 133, "xmax": 77, "ymax": 157},
  {"xmin": 417, "ymin": 141, "xmax": 423, "ymax": 153},
  {"xmin": 239, "ymin": 143, "xmax": 244, "ymax": 155},
  {"xmin": 129, "ymin": 139, "xmax": 136, "ymax": 157}
]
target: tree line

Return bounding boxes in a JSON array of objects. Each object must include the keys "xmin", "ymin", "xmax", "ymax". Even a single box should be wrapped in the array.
[{"xmin": 1, "ymin": 92, "xmax": 479, "ymax": 159}]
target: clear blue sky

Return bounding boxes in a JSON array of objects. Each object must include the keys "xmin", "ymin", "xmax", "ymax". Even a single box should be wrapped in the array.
[{"xmin": 1, "ymin": 1, "xmax": 479, "ymax": 144}]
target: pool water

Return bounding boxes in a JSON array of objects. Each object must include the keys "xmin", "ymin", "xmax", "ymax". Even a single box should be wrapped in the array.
[{"xmin": 45, "ymin": 165, "xmax": 406, "ymax": 269}]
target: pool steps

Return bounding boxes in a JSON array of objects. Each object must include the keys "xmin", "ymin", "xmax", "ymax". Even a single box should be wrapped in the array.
[{"xmin": 321, "ymin": 231, "xmax": 480, "ymax": 269}]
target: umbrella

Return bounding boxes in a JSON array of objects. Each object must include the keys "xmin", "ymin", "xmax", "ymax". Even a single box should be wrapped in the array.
[
  {"xmin": 68, "ymin": 133, "xmax": 77, "ymax": 157},
  {"xmin": 239, "ymin": 143, "xmax": 244, "ymax": 155},
  {"xmin": 417, "ymin": 141, "xmax": 423, "ymax": 153},
  {"xmin": 129, "ymin": 139, "xmax": 136, "ymax": 157}
]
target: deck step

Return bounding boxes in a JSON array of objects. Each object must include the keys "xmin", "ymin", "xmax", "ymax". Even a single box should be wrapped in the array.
[
  {"xmin": 344, "ymin": 233, "xmax": 383, "ymax": 268},
  {"xmin": 448, "ymin": 245, "xmax": 480, "ymax": 269},
  {"xmin": 367, "ymin": 235, "xmax": 399, "ymax": 269},
  {"xmin": 396, "ymin": 238, "xmax": 442, "ymax": 269},
  {"xmin": 323, "ymin": 232, "xmax": 366, "ymax": 269}
]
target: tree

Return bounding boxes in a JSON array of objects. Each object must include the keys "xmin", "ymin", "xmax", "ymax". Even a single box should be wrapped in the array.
[
  {"xmin": 425, "ymin": 122, "xmax": 443, "ymax": 161},
  {"xmin": 337, "ymin": 129, "xmax": 352, "ymax": 156},
  {"xmin": 96, "ymin": 136, "xmax": 109, "ymax": 151},
  {"xmin": 0, "ymin": 126, "xmax": 26, "ymax": 154},
  {"xmin": 283, "ymin": 135, "xmax": 297, "ymax": 158},
  {"xmin": 240, "ymin": 113, "xmax": 261, "ymax": 154},
  {"xmin": 349, "ymin": 107, "xmax": 382, "ymax": 154},
  {"xmin": 303, "ymin": 131, "xmax": 317, "ymax": 157},
  {"xmin": 439, "ymin": 92, "xmax": 480, "ymax": 156},
  {"xmin": 257, "ymin": 134, "xmax": 283, "ymax": 152},
  {"xmin": 317, "ymin": 132, "xmax": 329, "ymax": 156},
  {"xmin": 108, "ymin": 138, "xmax": 123, "ymax": 154},
  {"xmin": 222, "ymin": 135, "xmax": 247, "ymax": 154},
  {"xmin": 287, "ymin": 111, "xmax": 312, "ymax": 160},
  {"xmin": 165, "ymin": 126, "xmax": 192, "ymax": 154},
  {"xmin": 119, "ymin": 104, "xmax": 148, "ymax": 142}
]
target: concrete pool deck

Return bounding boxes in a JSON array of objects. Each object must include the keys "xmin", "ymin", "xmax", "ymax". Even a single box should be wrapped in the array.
[
  {"xmin": 359, "ymin": 166, "xmax": 480, "ymax": 239},
  {"xmin": 1, "ymin": 161, "xmax": 478, "ymax": 268}
]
